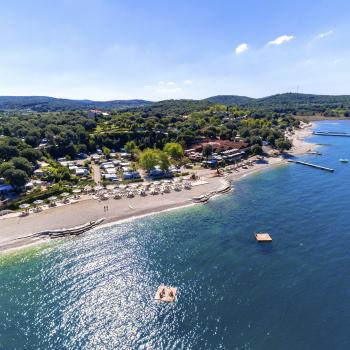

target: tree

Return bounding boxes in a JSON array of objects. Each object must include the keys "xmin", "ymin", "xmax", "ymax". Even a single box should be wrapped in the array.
[
  {"xmin": 0, "ymin": 144, "xmax": 19, "ymax": 161},
  {"xmin": 125, "ymin": 141, "xmax": 137, "ymax": 153},
  {"xmin": 158, "ymin": 151, "xmax": 170, "ymax": 171},
  {"xmin": 275, "ymin": 138, "xmax": 292, "ymax": 152},
  {"xmin": 249, "ymin": 136, "xmax": 262, "ymax": 146},
  {"xmin": 24, "ymin": 134, "xmax": 40, "ymax": 147},
  {"xmin": 3, "ymin": 168, "xmax": 29, "ymax": 189},
  {"xmin": 239, "ymin": 127, "xmax": 250, "ymax": 138},
  {"xmin": 0, "ymin": 162, "xmax": 14, "ymax": 176},
  {"xmin": 250, "ymin": 144, "xmax": 263, "ymax": 155},
  {"xmin": 20, "ymin": 148, "xmax": 42, "ymax": 163},
  {"xmin": 11, "ymin": 157, "xmax": 34, "ymax": 175},
  {"xmin": 102, "ymin": 146, "xmax": 110, "ymax": 157},
  {"xmin": 139, "ymin": 149, "xmax": 158, "ymax": 171},
  {"xmin": 202, "ymin": 144, "xmax": 213, "ymax": 159},
  {"xmin": 219, "ymin": 126, "xmax": 231, "ymax": 140},
  {"xmin": 177, "ymin": 131, "xmax": 195, "ymax": 148},
  {"xmin": 125, "ymin": 141, "xmax": 140, "ymax": 159},
  {"xmin": 163, "ymin": 142, "xmax": 184, "ymax": 161}
]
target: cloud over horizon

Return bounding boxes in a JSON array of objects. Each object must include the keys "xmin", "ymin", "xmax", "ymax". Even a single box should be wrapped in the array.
[
  {"xmin": 235, "ymin": 43, "xmax": 249, "ymax": 54},
  {"xmin": 315, "ymin": 30, "xmax": 333, "ymax": 40},
  {"xmin": 267, "ymin": 35, "xmax": 294, "ymax": 46}
]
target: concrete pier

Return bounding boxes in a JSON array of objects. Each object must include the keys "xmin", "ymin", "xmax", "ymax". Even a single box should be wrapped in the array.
[
  {"xmin": 313, "ymin": 131, "xmax": 350, "ymax": 137},
  {"xmin": 288, "ymin": 160, "xmax": 334, "ymax": 172}
]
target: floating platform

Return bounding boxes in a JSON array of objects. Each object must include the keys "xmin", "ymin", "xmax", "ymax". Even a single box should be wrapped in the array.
[
  {"xmin": 288, "ymin": 160, "xmax": 334, "ymax": 172},
  {"xmin": 155, "ymin": 285, "xmax": 177, "ymax": 302},
  {"xmin": 255, "ymin": 233, "xmax": 272, "ymax": 242}
]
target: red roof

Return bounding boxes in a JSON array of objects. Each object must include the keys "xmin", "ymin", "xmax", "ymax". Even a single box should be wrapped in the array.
[{"xmin": 193, "ymin": 140, "xmax": 248, "ymax": 152}]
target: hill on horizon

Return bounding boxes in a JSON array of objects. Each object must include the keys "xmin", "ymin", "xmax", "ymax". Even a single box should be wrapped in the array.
[
  {"xmin": 0, "ymin": 96, "xmax": 153, "ymax": 112},
  {"xmin": 1, "ymin": 93, "xmax": 350, "ymax": 114}
]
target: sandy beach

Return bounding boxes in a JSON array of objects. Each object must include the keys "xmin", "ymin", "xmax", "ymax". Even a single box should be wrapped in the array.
[
  {"xmin": 0, "ymin": 124, "xmax": 314, "ymax": 253},
  {"xmin": 288, "ymin": 122, "xmax": 316, "ymax": 155}
]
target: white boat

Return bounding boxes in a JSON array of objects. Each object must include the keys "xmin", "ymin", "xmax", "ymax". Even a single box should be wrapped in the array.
[{"xmin": 339, "ymin": 159, "xmax": 349, "ymax": 163}]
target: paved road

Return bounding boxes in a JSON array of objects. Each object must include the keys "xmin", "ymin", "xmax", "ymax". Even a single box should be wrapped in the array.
[{"xmin": 91, "ymin": 164, "xmax": 101, "ymax": 184}]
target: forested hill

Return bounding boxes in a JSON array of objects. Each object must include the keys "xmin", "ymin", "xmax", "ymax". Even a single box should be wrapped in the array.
[
  {"xmin": 0, "ymin": 96, "xmax": 152, "ymax": 112},
  {"xmin": 205, "ymin": 93, "xmax": 350, "ymax": 115},
  {"xmin": 2, "ymin": 93, "xmax": 350, "ymax": 115},
  {"xmin": 205, "ymin": 93, "xmax": 350, "ymax": 106}
]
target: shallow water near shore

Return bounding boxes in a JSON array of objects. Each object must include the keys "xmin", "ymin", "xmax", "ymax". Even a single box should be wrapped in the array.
[{"xmin": 1, "ymin": 121, "xmax": 350, "ymax": 349}]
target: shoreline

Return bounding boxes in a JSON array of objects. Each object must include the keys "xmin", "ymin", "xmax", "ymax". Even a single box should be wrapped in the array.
[{"xmin": 0, "ymin": 124, "xmax": 315, "ymax": 254}]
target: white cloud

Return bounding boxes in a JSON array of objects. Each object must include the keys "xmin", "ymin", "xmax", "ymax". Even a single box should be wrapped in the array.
[
  {"xmin": 267, "ymin": 35, "xmax": 294, "ymax": 46},
  {"xmin": 333, "ymin": 59, "xmax": 341, "ymax": 64},
  {"xmin": 315, "ymin": 30, "xmax": 333, "ymax": 40},
  {"xmin": 158, "ymin": 81, "xmax": 165, "ymax": 85},
  {"xmin": 184, "ymin": 79, "xmax": 192, "ymax": 84},
  {"xmin": 144, "ymin": 85, "xmax": 152, "ymax": 88},
  {"xmin": 166, "ymin": 81, "xmax": 175, "ymax": 86},
  {"xmin": 235, "ymin": 43, "xmax": 249, "ymax": 55}
]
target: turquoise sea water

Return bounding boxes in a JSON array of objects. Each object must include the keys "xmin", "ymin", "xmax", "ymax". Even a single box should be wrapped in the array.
[{"xmin": 1, "ymin": 121, "xmax": 350, "ymax": 350}]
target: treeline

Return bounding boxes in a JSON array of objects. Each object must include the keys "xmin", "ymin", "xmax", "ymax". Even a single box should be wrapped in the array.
[
  {"xmin": 0, "ymin": 137, "xmax": 42, "ymax": 188},
  {"xmin": 0, "ymin": 103, "xmax": 296, "ymax": 189},
  {"xmin": 0, "ymin": 96, "xmax": 152, "ymax": 112},
  {"xmin": 206, "ymin": 93, "xmax": 350, "ymax": 117},
  {"xmin": 2, "ymin": 93, "xmax": 350, "ymax": 117}
]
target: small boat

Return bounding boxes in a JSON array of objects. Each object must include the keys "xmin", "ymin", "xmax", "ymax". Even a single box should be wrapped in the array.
[{"xmin": 339, "ymin": 159, "xmax": 349, "ymax": 163}]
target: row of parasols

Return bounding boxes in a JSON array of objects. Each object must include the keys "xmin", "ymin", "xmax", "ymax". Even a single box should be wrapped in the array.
[{"xmin": 18, "ymin": 189, "xmax": 84, "ymax": 211}]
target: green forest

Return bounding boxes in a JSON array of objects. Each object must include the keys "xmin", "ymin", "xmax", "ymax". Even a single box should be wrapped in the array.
[
  {"xmin": 1, "ymin": 93, "xmax": 350, "ymax": 117},
  {"xmin": 0, "ymin": 100, "xmax": 297, "ymax": 191}
]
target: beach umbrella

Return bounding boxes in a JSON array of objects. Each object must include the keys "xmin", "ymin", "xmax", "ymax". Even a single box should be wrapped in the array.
[
  {"xmin": 106, "ymin": 185, "xmax": 115, "ymax": 190},
  {"xmin": 33, "ymin": 200, "xmax": 43, "ymax": 205},
  {"xmin": 94, "ymin": 185, "xmax": 103, "ymax": 191},
  {"xmin": 48, "ymin": 196, "xmax": 58, "ymax": 201},
  {"xmin": 60, "ymin": 192, "xmax": 70, "ymax": 197},
  {"xmin": 19, "ymin": 203, "xmax": 30, "ymax": 209},
  {"xmin": 72, "ymin": 189, "xmax": 82, "ymax": 194},
  {"xmin": 84, "ymin": 185, "xmax": 92, "ymax": 192}
]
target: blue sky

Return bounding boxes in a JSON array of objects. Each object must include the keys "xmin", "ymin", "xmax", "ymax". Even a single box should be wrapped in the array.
[{"xmin": 1, "ymin": 0, "xmax": 350, "ymax": 101}]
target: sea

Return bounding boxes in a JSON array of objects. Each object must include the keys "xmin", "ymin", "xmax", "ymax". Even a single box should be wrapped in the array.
[{"xmin": 1, "ymin": 120, "xmax": 350, "ymax": 350}]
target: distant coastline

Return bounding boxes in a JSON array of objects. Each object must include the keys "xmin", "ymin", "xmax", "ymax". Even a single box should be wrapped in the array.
[{"xmin": 0, "ymin": 124, "xmax": 315, "ymax": 254}]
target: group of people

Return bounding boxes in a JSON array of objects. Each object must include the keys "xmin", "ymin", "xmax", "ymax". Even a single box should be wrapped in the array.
[
  {"xmin": 103, "ymin": 205, "xmax": 109, "ymax": 212},
  {"xmin": 159, "ymin": 287, "xmax": 174, "ymax": 299}
]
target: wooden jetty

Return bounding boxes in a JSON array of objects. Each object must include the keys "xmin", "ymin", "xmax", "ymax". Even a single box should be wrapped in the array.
[
  {"xmin": 313, "ymin": 131, "xmax": 350, "ymax": 137},
  {"xmin": 155, "ymin": 285, "xmax": 177, "ymax": 302},
  {"xmin": 288, "ymin": 160, "xmax": 334, "ymax": 172},
  {"xmin": 255, "ymin": 233, "xmax": 272, "ymax": 242}
]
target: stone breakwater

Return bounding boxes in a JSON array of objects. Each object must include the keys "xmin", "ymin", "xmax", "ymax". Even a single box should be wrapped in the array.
[
  {"xmin": 33, "ymin": 218, "xmax": 105, "ymax": 238},
  {"xmin": 192, "ymin": 177, "xmax": 231, "ymax": 204}
]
